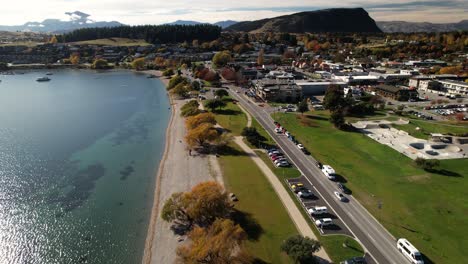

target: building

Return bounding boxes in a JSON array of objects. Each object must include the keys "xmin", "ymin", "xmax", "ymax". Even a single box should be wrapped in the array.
[
  {"xmin": 253, "ymin": 79, "xmax": 302, "ymax": 103},
  {"xmin": 438, "ymin": 80, "xmax": 468, "ymax": 96},
  {"xmin": 374, "ymin": 85, "xmax": 418, "ymax": 101},
  {"xmin": 419, "ymin": 80, "xmax": 442, "ymax": 93},
  {"xmin": 296, "ymin": 81, "xmax": 347, "ymax": 97}
]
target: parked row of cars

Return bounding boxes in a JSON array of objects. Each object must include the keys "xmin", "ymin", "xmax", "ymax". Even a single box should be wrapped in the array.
[
  {"xmin": 274, "ymin": 121, "xmax": 310, "ymax": 155},
  {"xmin": 425, "ymin": 103, "xmax": 467, "ymax": 110},
  {"xmin": 406, "ymin": 110, "xmax": 434, "ymax": 120},
  {"xmin": 267, "ymin": 148, "xmax": 290, "ymax": 167}
]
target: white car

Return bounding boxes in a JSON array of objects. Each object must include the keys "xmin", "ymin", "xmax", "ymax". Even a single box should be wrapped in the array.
[
  {"xmin": 297, "ymin": 189, "xmax": 314, "ymax": 198},
  {"xmin": 268, "ymin": 151, "xmax": 281, "ymax": 157},
  {"xmin": 315, "ymin": 218, "xmax": 333, "ymax": 228},
  {"xmin": 334, "ymin": 191, "xmax": 346, "ymax": 202},
  {"xmin": 275, "ymin": 161, "xmax": 289, "ymax": 167},
  {"xmin": 308, "ymin": 206, "xmax": 328, "ymax": 215},
  {"xmin": 274, "ymin": 127, "xmax": 282, "ymax": 133},
  {"xmin": 274, "ymin": 158, "xmax": 287, "ymax": 164},
  {"xmin": 297, "ymin": 144, "xmax": 305, "ymax": 150},
  {"xmin": 321, "ymin": 165, "xmax": 336, "ymax": 180}
]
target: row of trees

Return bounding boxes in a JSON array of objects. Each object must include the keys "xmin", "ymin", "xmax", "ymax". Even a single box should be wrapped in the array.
[{"xmin": 57, "ymin": 24, "xmax": 222, "ymax": 44}]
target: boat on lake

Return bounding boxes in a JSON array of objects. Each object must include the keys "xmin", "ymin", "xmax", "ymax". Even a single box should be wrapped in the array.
[{"xmin": 36, "ymin": 76, "xmax": 51, "ymax": 82}]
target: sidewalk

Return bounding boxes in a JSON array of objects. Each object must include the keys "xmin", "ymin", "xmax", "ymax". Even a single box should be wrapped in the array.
[{"xmin": 233, "ymin": 137, "xmax": 331, "ymax": 262}]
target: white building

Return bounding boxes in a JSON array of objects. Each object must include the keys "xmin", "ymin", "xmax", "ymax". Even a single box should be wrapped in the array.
[{"xmin": 439, "ymin": 80, "xmax": 468, "ymax": 96}]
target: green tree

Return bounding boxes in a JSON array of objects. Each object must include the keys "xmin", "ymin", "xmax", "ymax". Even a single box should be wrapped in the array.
[
  {"xmin": 131, "ymin": 57, "xmax": 146, "ymax": 70},
  {"xmin": 241, "ymin": 127, "xmax": 266, "ymax": 147},
  {"xmin": 204, "ymin": 99, "xmax": 227, "ymax": 112},
  {"xmin": 167, "ymin": 75, "xmax": 189, "ymax": 90},
  {"xmin": 170, "ymin": 82, "xmax": 190, "ymax": 98},
  {"xmin": 163, "ymin": 68, "xmax": 174, "ymax": 77},
  {"xmin": 323, "ymin": 85, "xmax": 347, "ymax": 112},
  {"xmin": 181, "ymin": 100, "xmax": 201, "ymax": 117},
  {"xmin": 297, "ymin": 99, "xmax": 308, "ymax": 115},
  {"xmin": 415, "ymin": 158, "xmax": 440, "ymax": 171},
  {"xmin": 214, "ymin": 89, "xmax": 229, "ymax": 98},
  {"xmin": 330, "ymin": 110, "xmax": 345, "ymax": 129},
  {"xmin": 281, "ymin": 235, "xmax": 321, "ymax": 264},
  {"xmin": 212, "ymin": 50, "xmax": 232, "ymax": 68},
  {"xmin": 91, "ymin": 59, "xmax": 110, "ymax": 69}
]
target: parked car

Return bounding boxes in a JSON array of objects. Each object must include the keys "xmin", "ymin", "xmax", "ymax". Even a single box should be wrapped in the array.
[
  {"xmin": 322, "ymin": 165, "xmax": 336, "ymax": 180},
  {"xmin": 297, "ymin": 144, "xmax": 305, "ymax": 150},
  {"xmin": 308, "ymin": 206, "xmax": 328, "ymax": 216},
  {"xmin": 271, "ymin": 155, "xmax": 284, "ymax": 161},
  {"xmin": 297, "ymin": 189, "xmax": 314, "ymax": 198},
  {"xmin": 274, "ymin": 159, "xmax": 287, "ymax": 165},
  {"xmin": 268, "ymin": 151, "xmax": 281, "ymax": 157},
  {"xmin": 275, "ymin": 161, "xmax": 289, "ymax": 167},
  {"xmin": 315, "ymin": 161, "xmax": 323, "ymax": 169},
  {"xmin": 274, "ymin": 127, "xmax": 282, "ymax": 133},
  {"xmin": 337, "ymin": 183, "xmax": 350, "ymax": 194},
  {"xmin": 229, "ymin": 193, "xmax": 238, "ymax": 202},
  {"xmin": 340, "ymin": 256, "xmax": 366, "ymax": 264},
  {"xmin": 334, "ymin": 191, "xmax": 346, "ymax": 202},
  {"xmin": 315, "ymin": 218, "xmax": 333, "ymax": 228}
]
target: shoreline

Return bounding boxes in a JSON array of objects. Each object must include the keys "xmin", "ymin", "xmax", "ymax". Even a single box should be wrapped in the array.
[{"xmin": 142, "ymin": 70, "xmax": 173, "ymax": 264}]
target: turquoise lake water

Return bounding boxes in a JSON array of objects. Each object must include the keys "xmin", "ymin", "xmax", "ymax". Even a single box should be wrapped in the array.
[{"xmin": 0, "ymin": 70, "xmax": 170, "ymax": 263}]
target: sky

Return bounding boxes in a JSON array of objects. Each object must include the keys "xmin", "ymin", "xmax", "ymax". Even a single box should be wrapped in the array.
[{"xmin": 0, "ymin": 0, "xmax": 466, "ymax": 25}]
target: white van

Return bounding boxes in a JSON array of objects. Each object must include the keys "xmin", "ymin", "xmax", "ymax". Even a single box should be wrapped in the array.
[
  {"xmin": 308, "ymin": 206, "xmax": 328, "ymax": 215},
  {"xmin": 397, "ymin": 238, "xmax": 424, "ymax": 264},
  {"xmin": 321, "ymin": 165, "xmax": 336, "ymax": 180},
  {"xmin": 315, "ymin": 218, "xmax": 332, "ymax": 228}
]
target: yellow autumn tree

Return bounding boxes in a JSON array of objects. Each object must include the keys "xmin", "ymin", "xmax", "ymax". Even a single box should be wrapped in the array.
[
  {"xmin": 176, "ymin": 218, "xmax": 252, "ymax": 264},
  {"xmin": 257, "ymin": 48, "xmax": 264, "ymax": 66},
  {"xmin": 185, "ymin": 113, "xmax": 217, "ymax": 130},
  {"xmin": 131, "ymin": 58, "xmax": 146, "ymax": 70},
  {"xmin": 49, "ymin": 35, "xmax": 58, "ymax": 44},
  {"xmin": 185, "ymin": 123, "xmax": 219, "ymax": 148},
  {"xmin": 69, "ymin": 53, "xmax": 80, "ymax": 65}
]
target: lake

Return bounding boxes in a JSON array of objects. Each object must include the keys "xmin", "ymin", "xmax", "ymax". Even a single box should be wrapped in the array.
[{"xmin": 0, "ymin": 70, "xmax": 170, "ymax": 264}]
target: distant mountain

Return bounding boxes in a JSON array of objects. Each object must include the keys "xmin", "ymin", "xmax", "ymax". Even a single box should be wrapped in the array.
[
  {"xmin": 166, "ymin": 20, "xmax": 203, "ymax": 26},
  {"xmin": 377, "ymin": 20, "xmax": 468, "ymax": 32},
  {"xmin": 0, "ymin": 11, "xmax": 123, "ymax": 33},
  {"xmin": 225, "ymin": 8, "xmax": 381, "ymax": 33},
  {"xmin": 213, "ymin": 20, "xmax": 238, "ymax": 29},
  {"xmin": 166, "ymin": 20, "xmax": 239, "ymax": 29}
]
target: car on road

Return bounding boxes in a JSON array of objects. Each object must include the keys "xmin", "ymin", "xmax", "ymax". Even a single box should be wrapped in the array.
[
  {"xmin": 322, "ymin": 165, "xmax": 336, "ymax": 180},
  {"xmin": 297, "ymin": 143, "xmax": 305, "ymax": 150},
  {"xmin": 337, "ymin": 182, "xmax": 351, "ymax": 194},
  {"xmin": 315, "ymin": 218, "xmax": 333, "ymax": 228},
  {"xmin": 308, "ymin": 206, "xmax": 328, "ymax": 216},
  {"xmin": 334, "ymin": 191, "xmax": 346, "ymax": 202},
  {"xmin": 397, "ymin": 238, "xmax": 424, "ymax": 264},
  {"xmin": 297, "ymin": 189, "xmax": 314, "ymax": 198},
  {"xmin": 340, "ymin": 256, "xmax": 366, "ymax": 264}
]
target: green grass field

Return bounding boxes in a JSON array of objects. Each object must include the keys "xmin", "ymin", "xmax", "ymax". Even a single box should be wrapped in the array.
[
  {"xmin": 214, "ymin": 100, "xmax": 248, "ymax": 136},
  {"xmin": 70, "ymin": 38, "xmax": 150, "ymax": 46},
  {"xmin": 272, "ymin": 112, "xmax": 468, "ymax": 264},
  {"xmin": 220, "ymin": 144, "xmax": 296, "ymax": 264},
  {"xmin": 394, "ymin": 119, "xmax": 468, "ymax": 139}
]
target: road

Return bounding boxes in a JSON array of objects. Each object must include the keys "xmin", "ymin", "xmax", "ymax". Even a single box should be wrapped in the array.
[{"xmin": 226, "ymin": 86, "xmax": 410, "ymax": 264}]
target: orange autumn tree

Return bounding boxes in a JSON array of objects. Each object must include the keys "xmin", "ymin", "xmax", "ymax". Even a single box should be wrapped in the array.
[
  {"xmin": 177, "ymin": 218, "xmax": 252, "ymax": 264},
  {"xmin": 69, "ymin": 53, "xmax": 80, "ymax": 65},
  {"xmin": 185, "ymin": 113, "xmax": 217, "ymax": 130},
  {"xmin": 185, "ymin": 123, "xmax": 219, "ymax": 148}
]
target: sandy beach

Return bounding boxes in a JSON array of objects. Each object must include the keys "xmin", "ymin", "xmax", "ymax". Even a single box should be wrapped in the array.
[{"xmin": 142, "ymin": 71, "xmax": 222, "ymax": 264}]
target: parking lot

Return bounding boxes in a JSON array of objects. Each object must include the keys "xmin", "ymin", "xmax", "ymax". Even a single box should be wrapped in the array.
[{"xmin": 286, "ymin": 176, "xmax": 353, "ymax": 237}]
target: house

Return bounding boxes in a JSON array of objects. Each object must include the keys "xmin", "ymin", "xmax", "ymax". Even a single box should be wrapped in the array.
[{"xmin": 374, "ymin": 85, "xmax": 418, "ymax": 101}]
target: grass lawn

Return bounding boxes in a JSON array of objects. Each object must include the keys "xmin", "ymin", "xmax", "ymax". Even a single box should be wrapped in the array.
[
  {"xmin": 256, "ymin": 151, "xmax": 364, "ymax": 263},
  {"xmin": 220, "ymin": 143, "xmax": 297, "ymax": 264},
  {"xmin": 214, "ymin": 99, "xmax": 247, "ymax": 136},
  {"xmin": 394, "ymin": 119, "xmax": 468, "ymax": 139},
  {"xmin": 70, "ymin": 38, "xmax": 150, "ymax": 46},
  {"xmin": 272, "ymin": 112, "xmax": 468, "ymax": 264}
]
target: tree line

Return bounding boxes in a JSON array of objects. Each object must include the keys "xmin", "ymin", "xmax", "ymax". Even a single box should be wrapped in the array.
[{"xmin": 57, "ymin": 24, "xmax": 222, "ymax": 44}]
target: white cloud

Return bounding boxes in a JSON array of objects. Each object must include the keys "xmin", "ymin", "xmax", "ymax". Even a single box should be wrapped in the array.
[{"xmin": 0, "ymin": 0, "xmax": 465, "ymax": 25}]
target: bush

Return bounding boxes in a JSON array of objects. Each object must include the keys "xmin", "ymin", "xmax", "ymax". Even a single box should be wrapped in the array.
[
  {"xmin": 241, "ymin": 127, "xmax": 266, "ymax": 147},
  {"xmin": 181, "ymin": 100, "xmax": 201, "ymax": 117},
  {"xmin": 415, "ymin": 157, "xmax": 440, "ymax": 171},
  {"xmin": 163, "ymin": 68, "xmax": 174, "ymax": 77},
  {"xmin": 167, "ymin": 75, "xmax": 189, "ymax": 90}
]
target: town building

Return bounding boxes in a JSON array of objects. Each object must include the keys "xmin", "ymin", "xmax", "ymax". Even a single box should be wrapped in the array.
[
  {"xmin": 253, "ymin": 79, "xmax": 302, "ymax": 103},
  {"xmin": 373, "ymin": 85, "xmax": 419, "ymax": 101}
]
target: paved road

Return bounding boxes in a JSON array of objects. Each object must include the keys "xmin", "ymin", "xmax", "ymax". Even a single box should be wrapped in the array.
[{"xmin": 227, "ymin": 86, "xmax": 410, "ymax": 264}]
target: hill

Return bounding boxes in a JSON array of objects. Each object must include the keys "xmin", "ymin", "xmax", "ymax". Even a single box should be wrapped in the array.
[
  {"xmin": 377, "ymin": 20, "xmax": 468, "ymax": 32},
  {"xmin": 0, "ymin": 11, "xmax": 123, "ymax": 33},
  {"xmin": 225, "ymin": 8, "xmax": 381, "ymax": 33}
]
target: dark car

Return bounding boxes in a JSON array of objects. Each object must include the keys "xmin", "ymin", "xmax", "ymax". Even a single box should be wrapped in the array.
[
  {"xmin": 341, "ymin": 256, "xmax": 366, "ymax": 264},
  {"xmin": 315, "ymin": 161, "xmax": 323, "ymax": 169},
  {"xmin": 337, "ymin": 182, "xmax": 351, "ymax": 194}
]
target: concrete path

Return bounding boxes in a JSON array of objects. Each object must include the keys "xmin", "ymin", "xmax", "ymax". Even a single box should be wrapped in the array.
[
  {"xmin": 233, "ymin": 137, "xmax": 331, "ymax": 262},
  {"xmin": 236, "ymin": 103, "xmax": 252, "ymax": 127}
]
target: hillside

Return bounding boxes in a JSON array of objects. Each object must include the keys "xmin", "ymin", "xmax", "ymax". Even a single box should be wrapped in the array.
[
  {"xmin": 225, "ymin": 8, "xmax": 382, "ymax": 33},
  {"xmin": 377, "ymin": 20, "xmax": 468, "ymax": 32}
]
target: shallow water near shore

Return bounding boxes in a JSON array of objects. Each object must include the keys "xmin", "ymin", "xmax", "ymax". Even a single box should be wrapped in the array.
[{"xmin": 0, "ymin": 69, "xmax": 170, "ymax": 263}]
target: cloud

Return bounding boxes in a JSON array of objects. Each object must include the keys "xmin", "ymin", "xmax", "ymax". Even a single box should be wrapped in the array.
[{"xmin": 0, "ymin": 0, "xmax": 465, "ymax": 25}]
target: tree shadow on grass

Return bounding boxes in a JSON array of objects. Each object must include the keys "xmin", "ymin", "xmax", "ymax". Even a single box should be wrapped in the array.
[
  {"xmin": 215, "ymin": 109, "xmax": 242, "ymax": 116},
  {"xmin": 231, "ymin": 209, "xmax": 264, "ymax": 241},
  {"xmin": 253, "ymin": 258, "xmax": 269, "ymax": 264},
  {"xmin": 304, "ymin": 114, "xmax": 329, "ymax": 121},
  {"xmin": 427, "ymin": 169, "xmax": 462, "ymax": 178},
  {"xmin": 217, "ymin": 145, "xmax": 248, "ymax": 156}
]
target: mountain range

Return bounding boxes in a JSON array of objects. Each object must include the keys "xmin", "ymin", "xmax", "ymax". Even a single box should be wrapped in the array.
[
  {"xmin": 165, "ymin": 20, "xmax": 238, "ymax": 29},
  {"xmin": 376, "ymin": 20, "xmax": 468, "ymax": 33},
  {"xmin": 225, "ymin": 8, "xmax": 381, "ymax": 33},
  {"xmin": 0, "ymin": 11, "xmax": 122, "ymax": 33}
]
